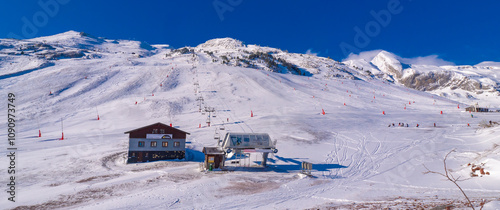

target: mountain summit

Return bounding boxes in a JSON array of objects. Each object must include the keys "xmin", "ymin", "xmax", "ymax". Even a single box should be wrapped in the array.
[
  {"xmin": 197, "ymin": 38, "xmax": 245, "ymax": 49},
  {"xmin": 2, "ymin": 31, "xmax": 499, "ymax": 103}
]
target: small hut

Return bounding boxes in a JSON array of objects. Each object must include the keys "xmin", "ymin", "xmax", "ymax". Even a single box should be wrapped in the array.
[
  {"xmin": 202, "ymin": 147, "xmax": 225, "ymax": 170},
  {"xmin": 465, "ymin": 103, "xmax": 489, "ymax": 112}
]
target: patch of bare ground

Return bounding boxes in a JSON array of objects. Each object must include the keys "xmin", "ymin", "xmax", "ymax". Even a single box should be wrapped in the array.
[
  {"xmin": 165, "ymin": 172, "xmax": 202, "ymax": 183},
  {"xmin": 310, "ymin": 197, "xmax": 497, "ymax": 210},
  {"xmin": 310, "ymin": 179, "xmax": 332, "ymax": 186},
  {"xmin": 100, "ymin": 151, "xmax": 126, "ymax": 170},
  {"xmin": 130, "ymin": 161, "xmax": 189, "ymax": 172},
  {"xmin": 99, "ymin": 151, "xmax": 191, "ymax": 172},
  {"xmin": 215, "ymin": 177, "xmax": 284, "ymax": 198},
  {"xmin": 76, "ymin": 173, "xmax": 120, "ymax": 183},
  {"xmin": 45, "ymin": 182, "xmax": 63, "ymax": 187},
  {"xmin": 12, "ymin": 170, "xmax": 179, "ymax": 210},
  {"xmin": 12, "ymin": 186, "xmax": 120, "ymax": 210}
]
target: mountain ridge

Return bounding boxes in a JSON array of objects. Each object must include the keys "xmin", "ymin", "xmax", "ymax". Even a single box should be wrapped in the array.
[{"xmin": 1, "ymin": 31, "xmax": 499, "ymax": 105}]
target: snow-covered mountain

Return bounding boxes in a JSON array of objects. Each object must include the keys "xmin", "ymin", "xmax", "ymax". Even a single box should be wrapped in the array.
[
  {"xmin": 343, "ymin": 50, "xmax": 500, "ymax": 103},
  {"xmin": 3, "ymin": 31, "xmax": 498, "ymax": 104},
  {"xmin": 1, "ymin": 31, "xmax": 499, "ymax": 209}
]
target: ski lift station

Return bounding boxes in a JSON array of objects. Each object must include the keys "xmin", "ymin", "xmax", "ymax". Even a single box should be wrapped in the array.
[{"xmin": 220, "ymin": 132, "xmax": 278, "ymax": 167}]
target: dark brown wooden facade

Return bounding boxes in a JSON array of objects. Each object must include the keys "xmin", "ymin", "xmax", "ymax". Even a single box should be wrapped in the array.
[
  {"xmin": 124, "ymin": 122, "xmax": 189, "ymax": 139},
  {"xmin": 124, "ymin": 122, "xmax": 190, "ymax": 163}
]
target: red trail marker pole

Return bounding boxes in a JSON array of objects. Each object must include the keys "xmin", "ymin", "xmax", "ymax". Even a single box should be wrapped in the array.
[{"xmin": 60, "ymin": 118, "xmax": 64, "ymax": 140}]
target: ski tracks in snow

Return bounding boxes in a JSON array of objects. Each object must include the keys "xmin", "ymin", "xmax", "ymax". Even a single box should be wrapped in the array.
[{"xmin": 324, "ymin": 130, "xmax": 382, "ymax": 183}]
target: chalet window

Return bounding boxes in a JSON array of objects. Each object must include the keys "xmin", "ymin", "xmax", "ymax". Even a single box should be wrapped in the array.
[
  {"xmin": 162, "ymin": 141, "xmax": 168, "ymax": 147},
  {"xmin": 138, "ymin": 141, "xmax": 145, "ymax": 147},
  {"xmin": 160, "ymin": 129, "xmax": 165, "ymax": 134},
  {"xmin": 151, "ymin": 141, "xmax": 157, "ymax": 147},
  {"xmin": 145, "ymin": 153, "xmax": 148, "ymax": 157},
  {"xmin": 132, "ymin": 152, "xmax": 135, "ymax": 157},
  {"xmin": 174, "ymin": 141, "xmax": 180, "ymax": 147},
  {"xmin": 152, "ymin": 129, "xmax": 158, "ymax": 134}
]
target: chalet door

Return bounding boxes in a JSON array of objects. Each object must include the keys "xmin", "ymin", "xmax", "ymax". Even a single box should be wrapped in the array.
[
  {"xmin": 137, "ymin": 152, "xmax": 143, "ymax": 162},
  {"xmin": 214, "ymin": 156, "xmax": 220, "ymax": 168}
]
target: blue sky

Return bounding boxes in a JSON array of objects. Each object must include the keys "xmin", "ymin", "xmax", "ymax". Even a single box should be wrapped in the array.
[{"xmin": 1, "ymin": 0, "xmax": 499, "ymax": 65}]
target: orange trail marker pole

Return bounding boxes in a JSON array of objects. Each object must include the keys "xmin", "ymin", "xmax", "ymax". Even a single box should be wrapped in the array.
[{"xmin": 39, "ymin": 130, "xmax": 41, "ymax": 137}]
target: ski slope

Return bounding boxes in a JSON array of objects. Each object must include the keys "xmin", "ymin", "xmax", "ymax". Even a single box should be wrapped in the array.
[{"xmin": 0, "ymin": 32, "xmax": 499, "ymax": 209}]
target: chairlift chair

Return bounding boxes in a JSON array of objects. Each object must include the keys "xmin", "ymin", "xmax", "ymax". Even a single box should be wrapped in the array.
[{"xmin": 214, "ymin": 132, "xmax": 220, "ymax": 141}]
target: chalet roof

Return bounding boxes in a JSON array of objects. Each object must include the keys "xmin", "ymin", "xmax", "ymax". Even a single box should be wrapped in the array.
[
  {"xmin": 124, "ymin": 122, "xmax": 190, "ymax": 135},
  {"xmin": 202, "ymin": 147, "xmax": 225, "ymax": 155}
]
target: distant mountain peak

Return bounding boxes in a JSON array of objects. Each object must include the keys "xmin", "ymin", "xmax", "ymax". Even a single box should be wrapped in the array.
[
  {"xmin": 197, "ymin": 38, "xmax": 244, "ymax": 49},
  {"xmin": 371, "ymin": 50, "xmax": 403, "ymax": 78}
]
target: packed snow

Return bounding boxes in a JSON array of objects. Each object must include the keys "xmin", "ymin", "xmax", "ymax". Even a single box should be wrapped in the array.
[{"xmin": 0, "ymin": 31, "xmax": 499, "ymax": 209}]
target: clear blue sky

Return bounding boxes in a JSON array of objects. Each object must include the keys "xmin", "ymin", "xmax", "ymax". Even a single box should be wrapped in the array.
[{"xmin": 1, "ymin": 0, "xmax": 499, "ymax": 65}]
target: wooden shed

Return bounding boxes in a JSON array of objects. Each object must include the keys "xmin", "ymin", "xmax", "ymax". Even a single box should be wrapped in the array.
[
  {"xmin": 465, "ymin": 103, "xmax": 489, "ymax": 112},
  {"xmin": 124, "ymin": 122, "xmax": 190, "ymax": 163},
  {"xmin": 202, "ymin": 147, "xmax": 225, "ymax": 170}
]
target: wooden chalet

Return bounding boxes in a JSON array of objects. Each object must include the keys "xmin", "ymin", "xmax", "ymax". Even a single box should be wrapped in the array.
[{"xmin": 124, "ymin": 122, "xmax": 190, "ymax": 163}]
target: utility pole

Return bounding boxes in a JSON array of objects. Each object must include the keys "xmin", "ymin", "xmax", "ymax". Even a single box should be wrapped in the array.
[{"xmin": 196, "ymin": 96, "xmax": 204, "ymax": 112}]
